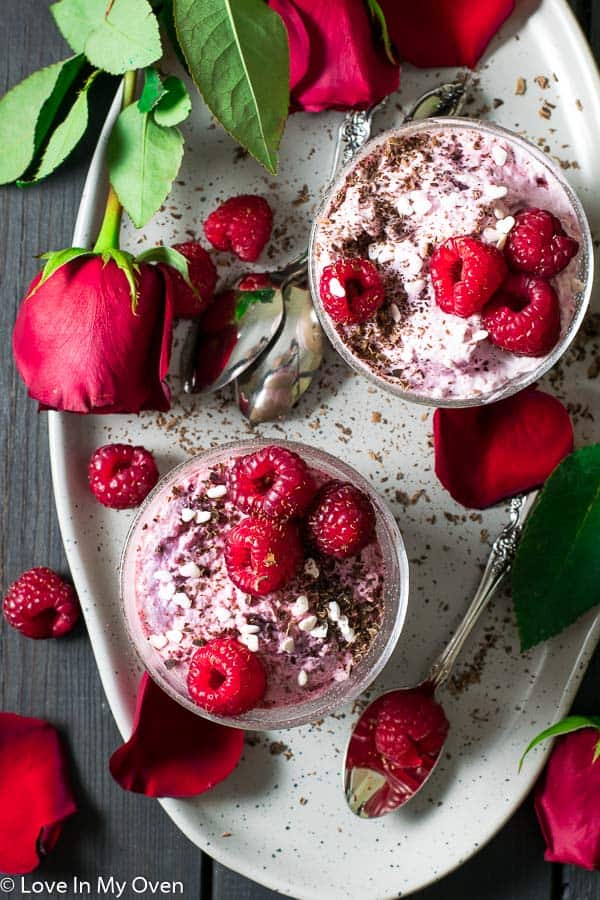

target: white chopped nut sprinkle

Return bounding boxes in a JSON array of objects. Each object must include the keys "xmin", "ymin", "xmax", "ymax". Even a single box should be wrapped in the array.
[
  {"xmin": 483, "ymin": 227, "xmax": 498, "ymax": 244},
  {"xmin": 471, "ymin": 329, "xmax": 489, "ymax": 343},
  {"xmin": 158, "ymin": 582, "xmax": 176, "ymax": 601},
  {"xmin": 281, "ymin": 637, "xmax": 295, "ymax": 653},
  {"xmin": 297, "ymin": 670, "xmax": 308, "ymax": 687},
  {"xmin": 492, "ymin": 145, "xmax": 508, "ymax": 166},
  {"xmin": 196, "ymin": 509, "xmax": 212, "ymax": 524},
  {"xmin": 166, "ymin": 629, "xmax": 183, "ymax": 644},
  {"xmin": 180, "ymin": 508, "xmax": 196, "ymax": 523},
  {"xmin": 304, "ymin": 558, "xmax": 320, "ymax": 578},
  {"xmin": 240, "ymin": 623, "xmax": 260, "ymax": 635},
  {"xmin": 327, "ymin": 601, "xmax": 341, "ymax": 622},
  {"xmin": 149, "ymin": 634, "xmax": 168, "ymax": 649},
  {"xmin": 171, "ymin": 592, "xmax": 191, "ymax": 609},
  {"xmin": 215, "ymin": 607, "xmax": 231, "ymax": 623},
  {"xmin": 496, "ymin": 234, "xmax": 509, "ymax": 251},
  {"xmin": 154, "ymin": 569, "xmax": 172, "ymax": 583},
  {"xmin": 487, "ymin": 184, "xmax": 508, "ymax": 200},
  {"xmin": 311, "ymin": 624, "xmax": 328, "ymax": 640},
  {"xmin": 494, "ymin": 207, "xmax": 504, "ymax": 219},
  {"xmin": 337, "ymin": 615, "xmax": 349, "ymax": 631},
  {"xmin": 240, "ymin": 633, "xmax": 259, "ymax": 652},
  {"xmin": 340, "ymin": 627, "xmax": 356, "ymax": 644},
  {"xmin": 328, "ymin": 277, "xmax": 346, "ymax": 298},
  {"xmin": 298, "ymin": 615, "xmax": 318, "ymax": 633},
  {"xmin": 179, "ymin": 562, "xmax": 201, "ymax": 578},
  {"xmin": 206, "ymin": 484, "xmax": 227, "ymax": 499},
  {"xmin": 389, "ymin": 303, "xmax": 401, "ymax": 323},
  {"xmin": 293, "ymin": 594, "xmax": 309, "ymax": 615},
  {"xmin": 496, "ymin": 215, "xmax": 516, "ymax": 235}
]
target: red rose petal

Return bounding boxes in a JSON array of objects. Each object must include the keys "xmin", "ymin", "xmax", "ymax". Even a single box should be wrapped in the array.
[
  {"xmin": 270, "ymin": 0, "xmax": 399, "ymax": 112},
  {"xmin": 0, "ymin": 713, "xmax": 76, "ymax": 874},
  {"xmin": 535, "ymin": 728, "xmax": 600, "ymax": 871},
  {"xmin": 433, "ymin": 388, "xmax": 573, "ymax": 509},
  {"xmin": 109, "ymin": 674, "xmax": 244, "ymax": 798},
  {"xmin": 379, "ymin": 0, "xmax": 515, "ymax": 69}
]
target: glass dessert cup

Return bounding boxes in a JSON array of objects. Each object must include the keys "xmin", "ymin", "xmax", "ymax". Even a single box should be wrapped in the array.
[
  {"xmin": 308, "ymin": 117, "xmax": 593, "ymax": 408},
  {"xmin": 120, "ymin": 439, "xmax": 409, "ymax": 731}
]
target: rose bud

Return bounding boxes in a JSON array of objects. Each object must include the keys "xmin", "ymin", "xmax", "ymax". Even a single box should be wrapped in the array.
[
  {"xmin": 12, "ymin": 254, "xmax": 174, "ymax": 414},
  {"xmin": 269, "ymin": 0, "xmax": 399, "ymax": 112},
  {"xmin": 535, "ymin": 727, "xmax": 600, "ymax": 870}
]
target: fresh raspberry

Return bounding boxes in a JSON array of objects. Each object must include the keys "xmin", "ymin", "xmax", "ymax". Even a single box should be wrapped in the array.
[
  {"xmin": 228, "ymin": 446, "xmax": 316, "ymax": 520},
  {"xmin": 203, "ymin": 195, "xmax": 273, "ymax": 262},
  {"xmin": 319, "ymin": 258, "xmax": 385, "ymax": 324},
  {"xmin": 375, "ymin": 690, "xmax": 449, "ymax": 766},
  {"xmin": 374, "ymin": 720, "xmax": 423, "ymax": 768},
  {"xmin": 187, "ymin": 637, "xmax": 266, "ymax": 715},
  {"xmin": 88, "ymin": 444, "xmax": 159, "ymax": 509},
  {"xmin": 430, "ymin": 236, "xmax": 508, "ymax": 317},
  {"xmin": 482, "ymin": 273, "xmax": 561, "ymax": 357},
  {"xmin": 3, "ymin": 567, "xmax": 80, "ymax": 639},
  {"xmin": 306, "ymin": 481, "xmax": 375, "ymax": 559},
  {"xmin": 169, "ymin": 241, "xmax": 217, "ymax": 318},
  {"xmin": 505, "ymin": 208, "xmax": 579, "ymax": 277},
  {"xmin": 225, "ymin": 518, "xmax": 303, "ymax": 595},
  {"xmin": 238, "ymin": 273, "xmax": 273, "ymax": 290}
]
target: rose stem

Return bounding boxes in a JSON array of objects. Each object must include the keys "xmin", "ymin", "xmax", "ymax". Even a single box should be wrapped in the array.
[{"xmin": 93, "ymin": 69, "xmax": 137, "ymax": 254}]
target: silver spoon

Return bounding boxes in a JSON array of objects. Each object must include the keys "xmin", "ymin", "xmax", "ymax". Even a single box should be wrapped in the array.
[
  {"xmin": 344, "ymin": 491, "xmax": 536, "ymax": 819},
  {"xmin": 180, "ymin": 103, "xmax": 384, "ymax": 395},
  {"xmin": 234, "ymin": 77, "xmax": 471, "ymax": 423}
]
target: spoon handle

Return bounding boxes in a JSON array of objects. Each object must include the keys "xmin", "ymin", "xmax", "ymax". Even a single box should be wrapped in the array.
[{"xmin": 428, "ymin": 492, "xmax": 538, "ymax": 690}]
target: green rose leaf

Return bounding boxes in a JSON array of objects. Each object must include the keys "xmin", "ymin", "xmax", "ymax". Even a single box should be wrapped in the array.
[
  {"xmin": 51, "ymin": 0, "xmax": 162, "ymax": 75},
  {"xmin": 519, "ymin": 715, "xmax": 600, "ymax": 771},
  {"xmin": 235, "ymin": 288, "xmax": 275, "ymax": 321},
  {"xmin": 138, "ymin": 67, "xmax": 167, "ymax": 113},
  {"xmin": 19, "ymin": 71, "xmax": 100, "ymax": 185},
  {"xmin": 153, "ymin": 76, "xmax": 191, "ymax": 127},
  {"xmin": 366, "ymin": 0, "xmax": 397, "ymax": 65},
  {"xmin": 0, "ymin": 54, "xmax": 85, "ymax": 185},
  {"xmin": 136, "ymin": 244, "xmax": 197, "ymax": 293},
  {"xmin": 512, "ymin": 445, "xmax": 600, "ymax": 651},
  {"xmin": 107, "ymin": 103, "xmax": 184, "ymax": 228},
  {"xmin": 174, "ymin": 0, "xmax": 289, "ymax": 174}
]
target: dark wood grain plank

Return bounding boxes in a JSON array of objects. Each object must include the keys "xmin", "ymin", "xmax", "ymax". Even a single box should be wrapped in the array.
[{"xmin": 0, "ymin": 2, "xmax": 203, "ymax": 896}]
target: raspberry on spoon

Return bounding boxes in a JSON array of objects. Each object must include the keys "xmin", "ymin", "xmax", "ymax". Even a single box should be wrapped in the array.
[
  {"xmin": 228, "ymin": 445, "xmax": 316, "ymax": 520},
  {"xmin": 88, "ymin": 444, "xmax": 159, "ymax": 509},
  {"xmin": 306, "ymin": 481, "xmax": 375, "ymax": 559},
  {"xmin": 3, "ymin": 567, "xmax": 80, "ymax": 639},
  {"xmin": 430, "ymin": 236, "xmax": 507, "ymax": 317},
  {"xmin": 169, "ymin": 241, "xmax": 217, "ymax": 319},
  {"xmin": 203, "ymin": 195, "xmax": 273, "ymax": 262},
  {"xmin": 505, "ymin": 208, "xmax": 579, "ymax": 277},
  {"xmin": 225, "ymin": 518, "xmax": 303, "ymax": 595},
  {"xmin": 374, "ymin": 690, "xmax": 449, "ymax": 767},
  {"xmin": 482, "ymin": 273, "xmax": 561, "ymax": 357},
  {"xmin": 319, "ymin": 258, "xmax": 385, "ymax": 324},
  {"xmin": 187, "ymin": 637, "xmax": 266, "ymax": 715}
]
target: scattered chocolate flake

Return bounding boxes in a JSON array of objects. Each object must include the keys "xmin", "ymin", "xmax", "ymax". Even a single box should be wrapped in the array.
[
  {"xmin": 269, "ymin": 741, "xmax": 294, "ymax": 760},
  {"xmin": 371, "ymin": 411, "xmax": 382, "ymax": 423},
  {"xmin": 534, "ymin": 75, "xmax": 550, "ymax": 89},
  {"xmin": 492, "ymin": 98, "xmax": 504, "ymax": 109},
  {"xmin": 221, "ymin": 832, "xmax": 232, "ymax": 838},
  {"xmin": 299, "ymin": 797, "xmax": 308, "ymax": 806},
  {"xmin": 292, "ymin": 184, "xmax": 310, "ymax": 206},
  {"xmin": 576, "ymin": 98, "xmax": 583, "ymax": 111},
  {"xmin": 515, "ymin": 77, "xmax": 527, "ymax": 96}
]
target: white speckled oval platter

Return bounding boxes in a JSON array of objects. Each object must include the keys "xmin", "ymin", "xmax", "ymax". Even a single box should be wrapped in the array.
[{"xmin": 49, "ymin": 1, "xmax": 600, "ymax": 897}]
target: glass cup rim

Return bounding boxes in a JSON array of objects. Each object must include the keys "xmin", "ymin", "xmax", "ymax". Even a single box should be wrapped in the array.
[
  {"xmin": 308, "ymin": 116, "xmax": 594, "ymax": 408},
  {"xmin": 119, "ymin": 438, "xmax": 410, "ymax": 730}
]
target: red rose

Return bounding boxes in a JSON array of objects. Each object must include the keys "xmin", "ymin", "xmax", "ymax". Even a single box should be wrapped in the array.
[
  {"xmin": 13, "ymin": 255, "xmax": 174, "ymax": 414},
  {"xmin": 378, "ymin": 0, "xmax": 515, "ymax": 69},
  {"xmin": 535, "ymin": 728, "xmax": 600, "ymax": 870},
  {"xmin": 269, "ymin": 0, "xmax": 400, "ymax": 112}
]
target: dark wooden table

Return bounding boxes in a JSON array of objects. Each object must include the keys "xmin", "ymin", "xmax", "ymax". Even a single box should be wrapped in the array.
[{"xmin": 1, "ymin": 3, "xmax": 598, "ymax": 898}]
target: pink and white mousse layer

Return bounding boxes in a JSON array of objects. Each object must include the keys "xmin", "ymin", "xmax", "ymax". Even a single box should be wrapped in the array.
[
  {"xmin": 313, "ymin": 125, "xmax": 583, "ymax": 400},
  {"xmin": 132, "ymin": 458, "xmax": 384, "ymax": 709}
]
